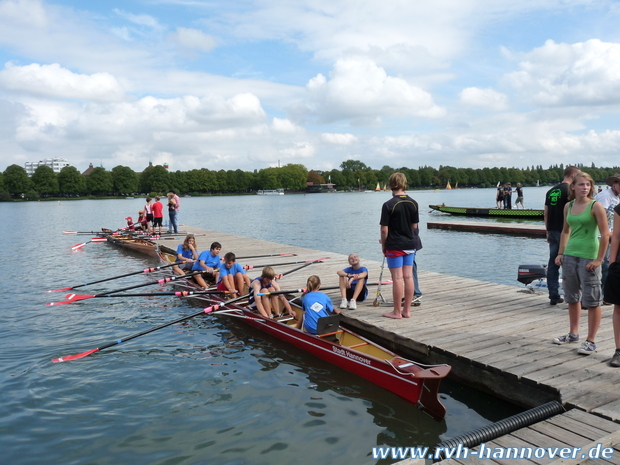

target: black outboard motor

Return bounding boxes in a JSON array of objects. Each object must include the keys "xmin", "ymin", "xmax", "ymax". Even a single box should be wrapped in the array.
[{"xmin": 518, "ymin": 264, "xmax": 547, "ymax": 286}]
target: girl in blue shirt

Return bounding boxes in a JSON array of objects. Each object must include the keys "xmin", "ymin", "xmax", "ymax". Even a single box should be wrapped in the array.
[{"xmin": 297, "ymin": 275, "xmax": 339, "ymax": 335}]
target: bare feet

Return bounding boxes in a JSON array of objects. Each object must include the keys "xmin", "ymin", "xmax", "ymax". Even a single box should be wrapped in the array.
[
  {"xmin": 382, "ymin": 311, "xmax": 402, "ymax": 319},
  {"xmin": 402, "ymin": 311, "xmax": 411, "ymax": 318}
]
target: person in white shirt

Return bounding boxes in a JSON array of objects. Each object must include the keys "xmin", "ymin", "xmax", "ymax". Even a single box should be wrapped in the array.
[{"xmin": 595, "ymin": 172, "xmax": 620, "ymax": 303}]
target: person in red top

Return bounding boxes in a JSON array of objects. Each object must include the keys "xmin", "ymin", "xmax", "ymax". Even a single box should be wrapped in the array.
[
  {"xmin": 151, "ymin": 196, "xmax": 164, "ymax": 235},
  {"xmin": 136, "ymin": 211, "xmax": 148, "ymax": 231},
  {"xmin": 125, "ymin": 216, "xmax": 135, "ymax": 231}
]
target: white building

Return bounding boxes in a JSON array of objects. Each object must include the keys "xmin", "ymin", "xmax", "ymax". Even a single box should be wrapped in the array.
[{"xmin": 25, "ymin": 158, "xmax": 71, "ymax": 176}]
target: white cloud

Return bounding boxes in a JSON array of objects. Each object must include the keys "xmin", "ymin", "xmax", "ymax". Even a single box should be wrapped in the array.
[
  {"xmin": 505, "ymin": 39, "xmax": 620, "ymax": 107},
  {"xmin": 272, "ymin": 117, "xmax": 300, "ymax": 133},
  {"xmin": 460, "ymin": 87, "xmax": 509, "ymax": 111},
  {"xmin": 0, "ymin": 0, "xmax": 47, "ymax": 27},
  {"xmin": 294, "ymin": 57, "xmax": 445, "ymax": 124},
  {"xmin": 321, "ymin": 132, "xmax": 358, "ymax": 145},
  {"xmin": 0, "ymin": 62, "xmax": 125, "ymax": 102},
  {"xmin": 113, "ymin": 9, "xmax": 164, "ymax": 31},
  {"xmin": 169, "ymin": 27, "xmax": 216, "ymax": 52},
  {"xmin": 278, "ymin": 141, "xmax": 315, "ymax": 158}
]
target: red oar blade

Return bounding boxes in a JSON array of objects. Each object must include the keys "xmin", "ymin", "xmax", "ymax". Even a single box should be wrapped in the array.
[
  {"xmin": 52, "ymin": 348, "xmax": 100, "ymax": 363},
  {"xmin": 71, "ymin": 242, "xmax": 86, "ymax": 250},
  {"xmin": 46, "ymin": 294, "xmax": 95, "ymax": 306},
  {"xmin": 63, "ymin": 231, "xmax": 78, "ymax": 235},
  {"xmin": 91, "ymin": 238, "xmax": 107, "ymax": 243},
  {"xmin": 45, "ymin": 287, "xmax": 73, "ymax": 293}
]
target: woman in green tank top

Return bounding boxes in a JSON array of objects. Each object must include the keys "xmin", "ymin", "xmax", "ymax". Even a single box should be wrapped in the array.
[{"xmin": 552, "ymin": 172, "xmax": 609, "ymax": 355}]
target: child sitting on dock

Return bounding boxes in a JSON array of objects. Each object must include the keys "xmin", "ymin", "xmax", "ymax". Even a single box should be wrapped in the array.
[
  {"xmin": 217, "ymin": 252, "xmax": 251, "ymax": 299},
  {"xmin": 125, "ymin": 216, "xmax": 135, "ymax": 231},
  {"xmin": 296, "ymin": 275, "xmax": 339, "ymax": 335},
  {"xmin": 248, "ymin": 266, "xmax": 294, "ymax": 318},
  {"xmin": 191, "ymin": 242, "xmax": 221, "ymax": 289},
  {"xmin": 337, "ymin": 254, "xmax": 368, "ymax": 309}
]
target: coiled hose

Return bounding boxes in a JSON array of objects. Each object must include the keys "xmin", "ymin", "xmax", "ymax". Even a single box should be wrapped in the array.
[{"xmin": 434, "ymin": 400, "xmax": 564, "ymax": 460}]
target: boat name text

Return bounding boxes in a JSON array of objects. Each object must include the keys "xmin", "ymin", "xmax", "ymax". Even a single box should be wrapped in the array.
[{"xmin": 333, "ymin": 346, "xmax": 371, "ymax": 365}]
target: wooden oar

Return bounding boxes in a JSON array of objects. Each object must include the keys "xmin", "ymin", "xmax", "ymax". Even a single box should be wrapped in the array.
[
  {"xmin": 45, "ymin": 262, "xmax": 188, "ymax": 292},
  {"xmin": 243, "ymin": 257, "xmax": 329, "ymax": 270},
  {"xmin": 46, "ymin": 271, "xmax": 204, "ymax": 306},
  {"xmin": 71, "ymin": 237, "xmax": 108, "ymax": 250},
  {"xmin": 256, "ymin": 281, "xmax": 393, "ymax": 296},
  {"xmin": 51, "ymin": 293, "xmax": 251, "ymax": 363}
]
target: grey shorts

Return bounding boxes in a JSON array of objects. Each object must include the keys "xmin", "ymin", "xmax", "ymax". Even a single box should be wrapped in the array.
[{"xmin": 562, "ymin": 254, "xmax": 602, "ymax": 307}]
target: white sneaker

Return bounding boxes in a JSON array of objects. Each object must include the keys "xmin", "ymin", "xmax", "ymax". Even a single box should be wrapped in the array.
[
  {"xmin": 348, "ymin": 300, "xmax": 357, "ymax": 310},
  {"xmin": 340, "ymin": 298, "xmax": 348, "ymax": 309}
]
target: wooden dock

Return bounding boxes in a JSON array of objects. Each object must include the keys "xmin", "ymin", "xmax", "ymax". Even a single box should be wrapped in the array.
[
  {"xmin": 153, "ymin": 226, "xmax": 620, "ymax": 463},
  {"xmin": 428, "ymin": 221, "xmax": 546, "ymax": 237}
]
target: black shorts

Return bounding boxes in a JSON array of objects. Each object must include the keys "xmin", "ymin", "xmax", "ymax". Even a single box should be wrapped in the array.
[
  {"xmin": 153, "ymin": 217, "xmax": 163, "ymax": 227},
  {"xmin": 346, "ymin": 284, "xmax": 368, "ymax": 301},
  {"xmin": 604, "ymin": 262, "xmax": 620, "ymax": 305},
  {"xmin": 198, "ymin": 271, "xmax": 215, "ymax": 283},
  {"xmin": 146, "ymin": 213, "xmax": 153, "ymax": 222}
]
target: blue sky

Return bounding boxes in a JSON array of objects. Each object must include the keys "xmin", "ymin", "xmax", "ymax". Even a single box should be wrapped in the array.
[{"xmin": 1, "ymin": 0, "xmax": 619, "ymax": 174}]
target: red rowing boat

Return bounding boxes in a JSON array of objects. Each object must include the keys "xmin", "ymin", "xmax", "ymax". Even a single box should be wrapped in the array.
[{"xmin": 158, "ymin": 251, "xmax": 451, "ymax": 420}]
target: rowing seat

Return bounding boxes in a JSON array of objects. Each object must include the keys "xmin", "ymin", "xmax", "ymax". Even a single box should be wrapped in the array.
[{"xmin": 316, "ymin": 314, "xmax": 342, "ymax": 342}]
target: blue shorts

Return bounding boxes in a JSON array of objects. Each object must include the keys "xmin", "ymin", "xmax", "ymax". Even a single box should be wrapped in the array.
[{"xmin": 386, "ymin": 253, "xmax": 415, "ymax": 269}]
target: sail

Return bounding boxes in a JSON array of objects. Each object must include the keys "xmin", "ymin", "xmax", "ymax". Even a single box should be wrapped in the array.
[
  {"xmin": 446, "ymin": 181, "xmax": 452, "ymax": 189},
  {"xmin": 376, "ymin": 182, "xmax": 381, "ymax": 191},
  {"xmin": 454, "ymin": 181, "xmax": 458, "ymax": 189}
]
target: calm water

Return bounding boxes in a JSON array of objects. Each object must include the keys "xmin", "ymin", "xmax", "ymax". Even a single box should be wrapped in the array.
[{"xmin": 0, "ymin": 188, "xmax": 547, "ymax": 465}]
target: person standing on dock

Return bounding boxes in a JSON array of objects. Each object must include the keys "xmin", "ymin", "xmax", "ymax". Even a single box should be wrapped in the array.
[
  {"xmin": 379, "ymin": 172, "xmax": 421, "ymax": 319},
  {"xmin": 496, "ymin": 184, "xmax": 504, "ymax": 209},
  {"xmin": 152, "ymin": 196, "xmax": 164, "ymax": 235},
  {"xmin": 545, "ymin": 166, "xmax": 581, "ymax": 305},
  {"xmin": 515, "ymin": 183, "xmax": 525, "ymax": 209},
  {"xmin": 503, "ymin": 182, "xmax": 512, "ymax": 209},
  {"xmin": 167, "ymin": 190, "xmax": 180, "ymax": 234},
  {"xmin": 594, "ymin": 172, "xmax": 620, "ymax": 304},
  {"xmin": 552, "ymin": 172, "xmax": 609, "ymax": 355},
  {"xmin": 604, "ymin": 204, "xmax": 620, "ymax": 366}
]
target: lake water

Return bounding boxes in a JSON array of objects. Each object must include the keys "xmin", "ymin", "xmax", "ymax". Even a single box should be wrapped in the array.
[{"xmin": 0, "ymin": 188, "xmax": 548, "ymax": 465}]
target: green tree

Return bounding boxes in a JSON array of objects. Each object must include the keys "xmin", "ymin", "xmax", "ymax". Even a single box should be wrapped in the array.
[
  {"xmin": 3, "ymin": 164, "xmax": 31, "ymax": 197},
  {"xmin": 140, "ymin": 165, "xmax": 169, "ymax": 193},
  {"xmin": 278, "ymin": 164, "xmax": 308, "ymax": 190},
  {"xmin": 58, "ymin": 166, "xmax": 86, "ymax": 195},
  {"xmin": 257, "ymin": 167, "xmax": 279, "ymax": 190},
  {"xmin": 111, "ymin": 166, "xmax": 139, "ymax": 195},
  {"xmin": 86, "ymin": 167, "xmax": 113, "ymax": 195},
  {"xmin": 31, "ymin": 165, "xmax": 59, "ymax": 196}
]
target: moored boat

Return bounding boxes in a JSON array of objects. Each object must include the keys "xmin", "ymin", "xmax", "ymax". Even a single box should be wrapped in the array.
[
  {"xmin": 257, "ymin": 188, "xmax": 284, "ymax": 195},
  {"xmin": 157, "ymin": 251, "xmax": 451, "ymax": 419},
  {"xmin": 102, "ymin": 229, "xmax": 175, "ymax": 258},
  {"xmin": 429, "ymin": 204, "xmax": 544, "ymax": 219}
]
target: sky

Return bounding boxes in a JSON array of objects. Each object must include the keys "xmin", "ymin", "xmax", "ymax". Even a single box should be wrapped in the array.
[{"xmin": 1, "ymin": 0, "xmax": 620, "ymax": 174}]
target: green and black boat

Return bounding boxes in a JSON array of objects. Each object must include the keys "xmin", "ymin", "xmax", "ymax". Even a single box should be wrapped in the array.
[{"xmin": 429, "ymin": 204, "xmax": 544, "ymax": 219}]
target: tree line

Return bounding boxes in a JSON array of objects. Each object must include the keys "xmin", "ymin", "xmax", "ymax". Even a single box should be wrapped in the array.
[{"xmin": 0, "ymin": 160, "xmax": 618, "ymax": 200}]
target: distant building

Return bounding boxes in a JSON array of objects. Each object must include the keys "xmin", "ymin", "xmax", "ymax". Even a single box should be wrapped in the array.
[
  {"xmin": 25, "ymin": 157, "xmax": 70, "ymax": 176},
  {"xmin": 81, "ymin": 163, "xmax": 95, "ymax": 176}
]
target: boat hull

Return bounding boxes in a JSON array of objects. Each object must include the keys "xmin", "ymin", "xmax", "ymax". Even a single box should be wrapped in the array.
[
  {"xmin": 429, "ymin": 204, "xmax": 543, "ymax": 219},
  {"xmin": 157, "ymin": 250, "xmax": 450, "ymax": 419}
]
